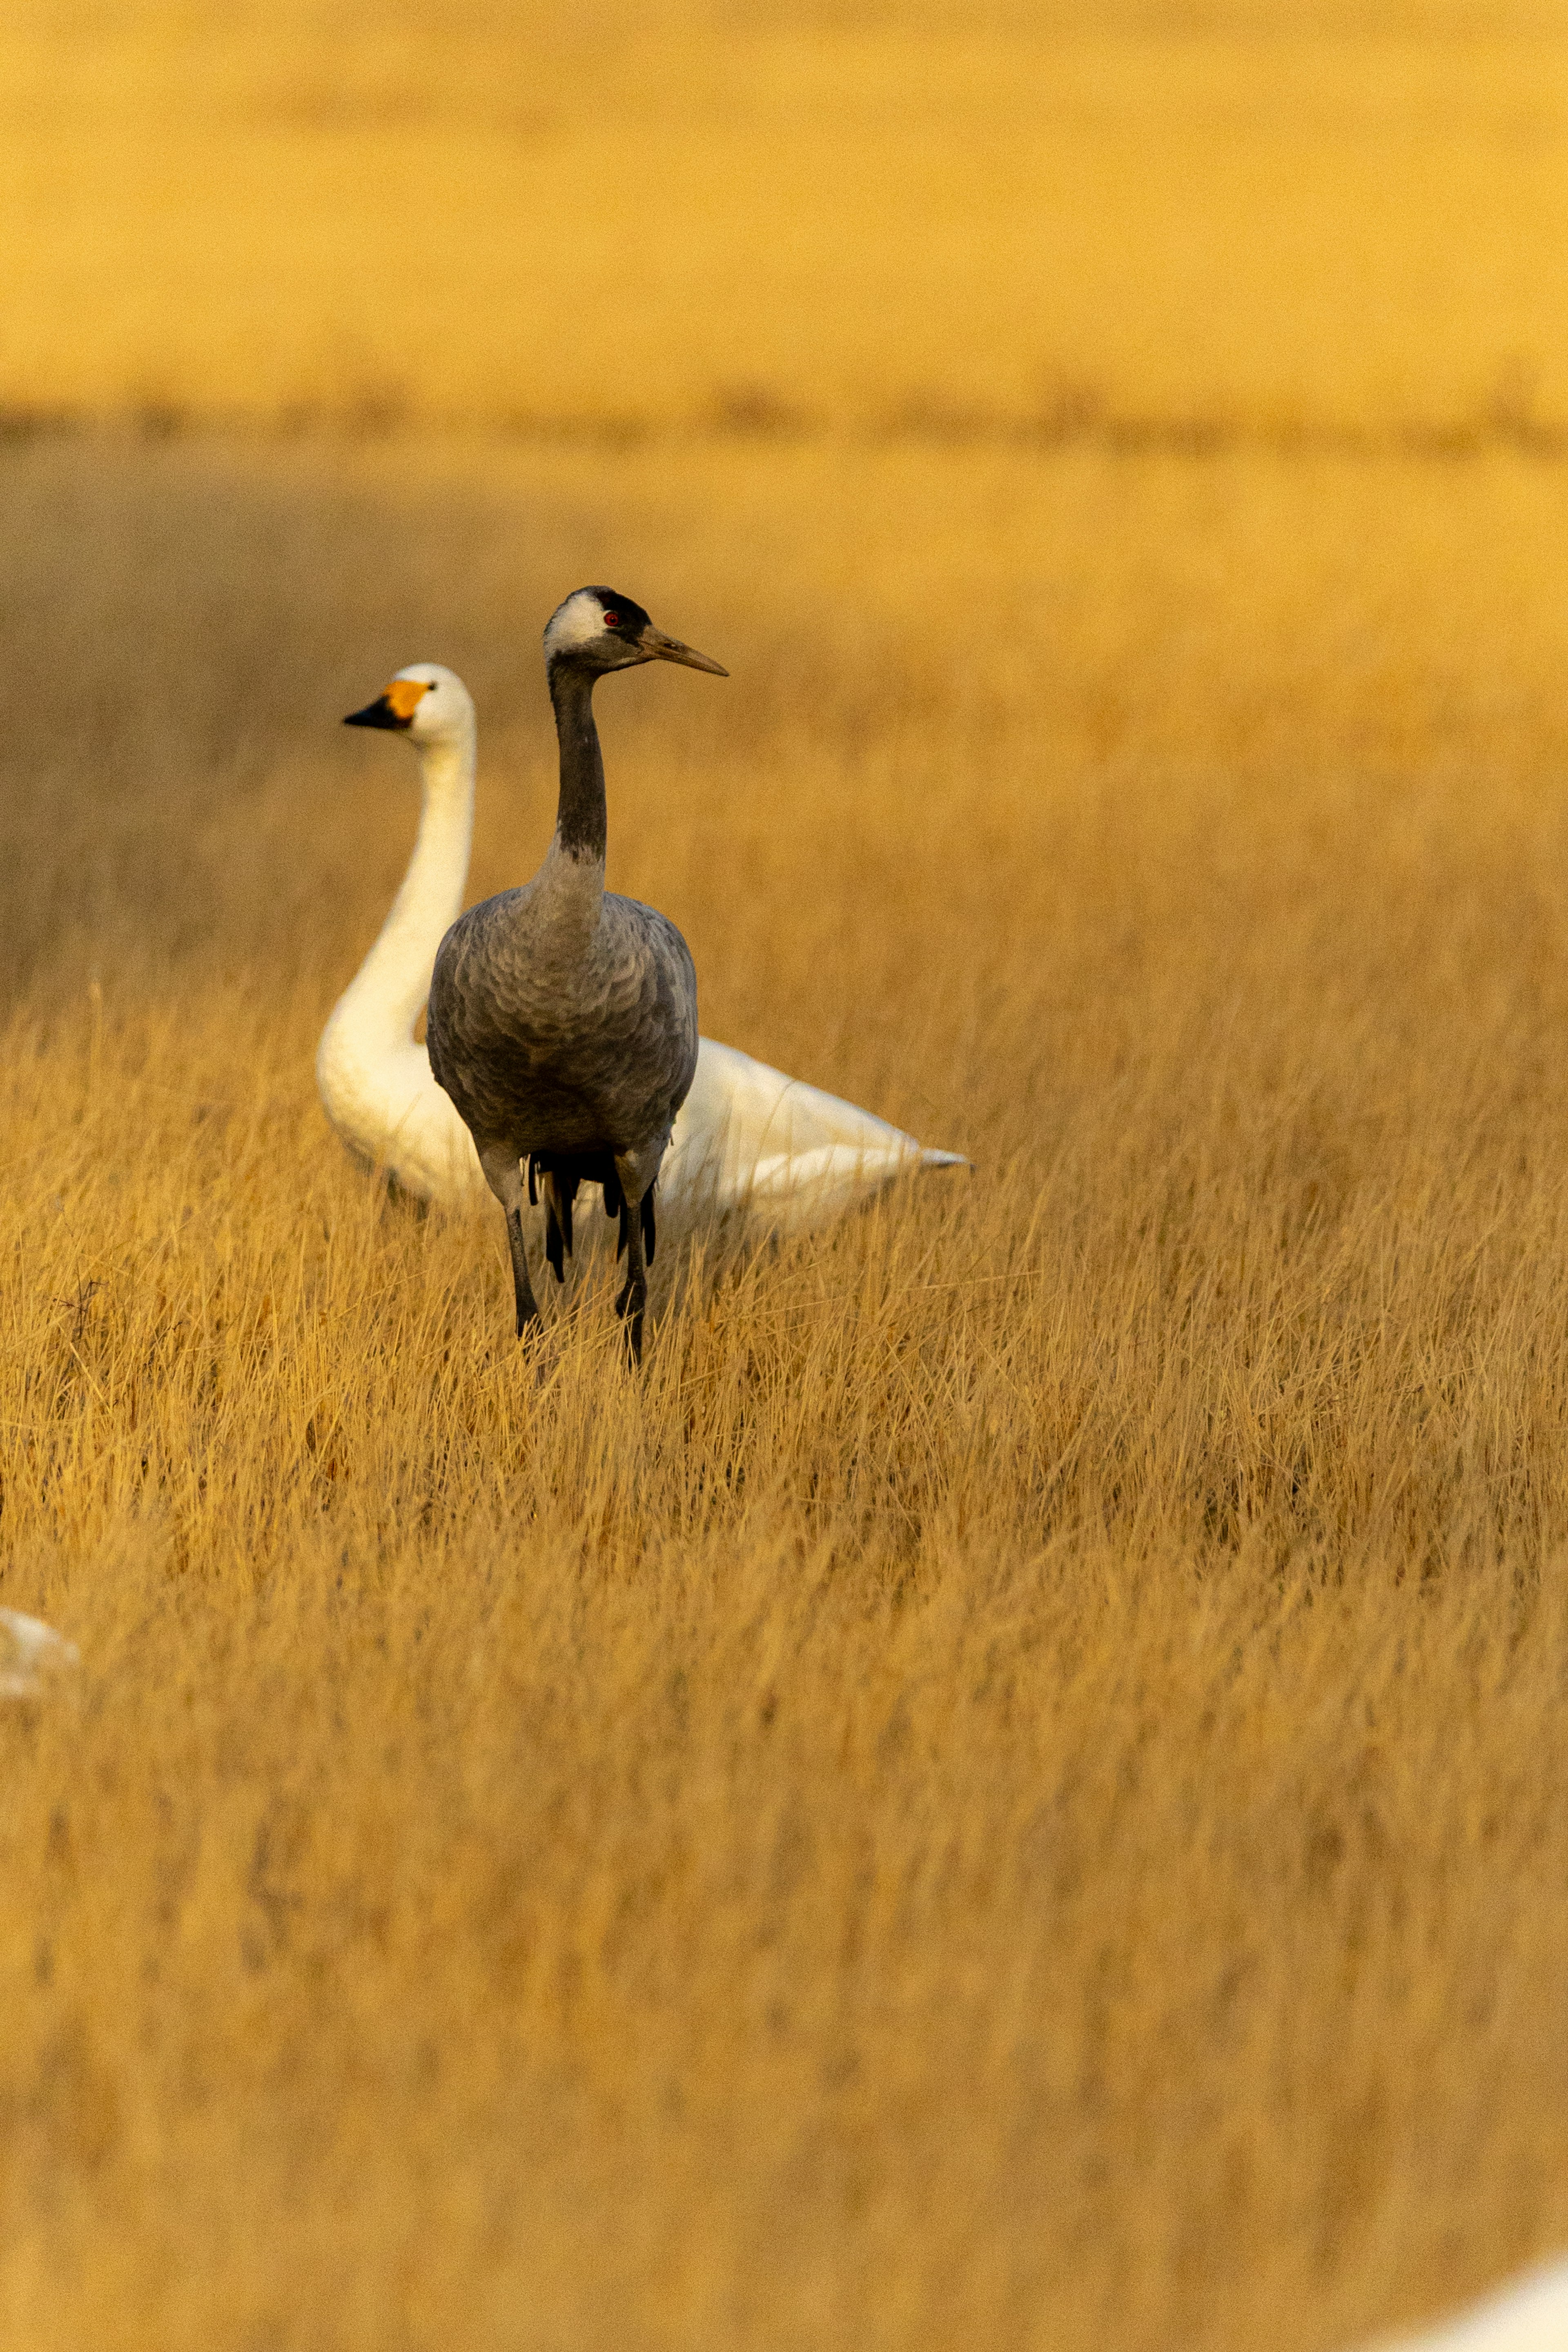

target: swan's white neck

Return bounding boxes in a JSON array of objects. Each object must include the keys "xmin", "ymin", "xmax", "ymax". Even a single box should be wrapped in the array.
[
  {"xmin": 335, "ymin": 728, "xmax": 475, "ymax": 1047},
  {"xmin": 316, "ymin": 717, "xmax": 486, "ymax": 1200}
]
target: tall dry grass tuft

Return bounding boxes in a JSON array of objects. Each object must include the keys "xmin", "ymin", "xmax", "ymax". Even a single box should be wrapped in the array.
[{"xmin": 4, "ymin": 435, "xmax": 1568, "ymax": 2347}]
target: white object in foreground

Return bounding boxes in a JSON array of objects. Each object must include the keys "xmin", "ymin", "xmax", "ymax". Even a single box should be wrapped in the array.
[
  {"xmin": 319, "ymin": 664, "xmax": 964, "ymax": 1238},
  {"xmin": 0, "ymin": 1608, "xmax": 78, "ymax": 1699},
  {"xmin": 1364, "ymin": 2258, "xmax": 1568, "ymax": 2351}
]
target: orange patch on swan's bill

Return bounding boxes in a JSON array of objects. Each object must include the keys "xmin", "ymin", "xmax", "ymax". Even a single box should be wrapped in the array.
[{"xmin": 383, "ymin": 677, "xmax": 432, "ymax": 721}]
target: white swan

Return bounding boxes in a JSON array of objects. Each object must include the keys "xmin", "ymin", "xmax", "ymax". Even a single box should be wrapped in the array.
[
  {"xmin": 1359, "ymin": 2256, "xmax": 1568, "ymax": 2349},
  {"xmin": 0, "ymin": 1608, "xmax": 78, "ymax": 1699},
  {"xmin": 319, "ymin": 664, "xmax": 964, "ymax": 1233}
]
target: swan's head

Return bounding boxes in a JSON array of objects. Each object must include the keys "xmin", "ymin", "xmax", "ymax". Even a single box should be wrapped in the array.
[
  {"xmin": 543, "ymin": 587, "xmax": 728, "ymax": 681},
  {"xmin": 343, "ymin": 662, "xmax": 474, "ymax": 746}
]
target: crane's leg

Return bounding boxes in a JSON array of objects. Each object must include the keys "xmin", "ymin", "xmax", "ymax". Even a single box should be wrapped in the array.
[
  {"xmin": 612, "ymin": 1154, "xmax": 652, "ymax": 1368},
  {"xmin": 612, "ymin": 1214, "xmax": 647, "ymax": 1367},
  {"xmin": 480, "ymin": 1145, "xmax": 541, "ymax": 1343},
  {"xmin": 507, "ymin": 1208, "xmax": 541, "ymax": 1341}
]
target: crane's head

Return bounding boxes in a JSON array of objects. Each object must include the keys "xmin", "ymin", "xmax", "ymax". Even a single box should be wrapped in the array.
[
  {"xmin": 543, "ymin": 587, "xmax": 728, "ymax": 680},
  {"xmin": 343, "ymin": 662, "xmax": 475, "ymax": 745}
]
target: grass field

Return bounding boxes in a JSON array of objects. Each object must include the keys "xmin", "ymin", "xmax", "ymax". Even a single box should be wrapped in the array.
[
  {"xmin": 7, "ymin": 2, "xmax": 1568, "ymax": 2347},
  {"xmin": 4, "ymin": 431, "xmax": 1568, "ymax": 2349}
]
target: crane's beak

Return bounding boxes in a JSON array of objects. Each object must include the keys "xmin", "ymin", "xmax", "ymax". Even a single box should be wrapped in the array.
[{"xmin": 639, "ymin": 627, "xmax": 728, "ymax": 677}]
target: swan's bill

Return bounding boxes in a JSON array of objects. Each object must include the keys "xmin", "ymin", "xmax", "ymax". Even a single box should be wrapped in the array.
[{"xmin": 344, "ymin": 677, "xmax": 432, "ymax": 730}]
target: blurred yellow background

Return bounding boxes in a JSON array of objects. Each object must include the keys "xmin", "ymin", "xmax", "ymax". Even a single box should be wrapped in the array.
[
  {"xmin": 6, "ymin": 0, "xmax": 1568, "ymax": 438},
  {"xmin": 10, "ymin": 11, "xmax": 1568, "ymax": 2351}
]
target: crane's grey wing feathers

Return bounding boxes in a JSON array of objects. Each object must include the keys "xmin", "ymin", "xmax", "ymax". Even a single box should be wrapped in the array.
[{"xmin": 428, "ymin": 884, "xmax": 697, "ymax": 1164}]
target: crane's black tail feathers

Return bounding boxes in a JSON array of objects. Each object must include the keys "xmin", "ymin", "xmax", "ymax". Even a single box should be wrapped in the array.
[
  {"xmin": 611, "ymin": 1181, "xmax": 655, "ymax": 1267},
  {"xmin": 529, "ymin": 1156, "xmax": 581, "ymax": 1286},
  {"xmin": 527, "ymin": 1152, "xmax": 653, "ymax": 1281},
  {"xmin": 543, "ymin": 1177, "xmax": 577, "ymax": 1283}
]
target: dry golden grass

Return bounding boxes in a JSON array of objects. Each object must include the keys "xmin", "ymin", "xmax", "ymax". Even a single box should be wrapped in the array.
[
  {"xmin": 5, "ymin": 1, "xmax": 1568, "ymax": 439},
  {"xmin": 8, "ymin": 7, "xmax": 1568, "ymax": 2337},
  {"xmin": 3, "ymin": 430, "xmax": 1568, "ymax": 2348}
]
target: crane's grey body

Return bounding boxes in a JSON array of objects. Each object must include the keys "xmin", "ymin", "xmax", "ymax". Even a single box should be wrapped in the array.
[
  {"xmin": 428, "ymin": 845, "xmax": 697, "ymax": 1197},
  {"xmin": 420, "ymin": 585, "xmax": 724, "ymax": 1361}
]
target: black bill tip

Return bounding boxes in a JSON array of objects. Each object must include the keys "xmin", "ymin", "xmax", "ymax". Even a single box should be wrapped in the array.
[{"xmin": 343, "ymin": 695, "xmax": 405, "ymax": 730}]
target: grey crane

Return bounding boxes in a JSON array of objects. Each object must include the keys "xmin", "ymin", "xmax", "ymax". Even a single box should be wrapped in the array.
[{"xmin": 425, "ymin": 586, "xmax": 726, "ymax": 1363}]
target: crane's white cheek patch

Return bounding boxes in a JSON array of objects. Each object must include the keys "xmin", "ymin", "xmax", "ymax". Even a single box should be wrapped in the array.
[{"xmin": 543, "ymin": 590, "xmax": 607, "ymax": 659}]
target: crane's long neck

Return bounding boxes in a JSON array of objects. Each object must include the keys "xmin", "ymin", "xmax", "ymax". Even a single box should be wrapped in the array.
[
  {"xmin": 548, "ymin": 662, "xmax": 607, "ymax": 867},
  {"xmin": 341, "ymin": 728, "xmax": 476, "ymax": 1044}
]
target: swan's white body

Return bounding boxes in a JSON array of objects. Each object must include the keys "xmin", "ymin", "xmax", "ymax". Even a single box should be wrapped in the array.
[
  {"xmin": 319, "ymin": 666, "xmax": 963, "ymax": 1233},
  {"xmin": 1359, "ymin": 2258, "xmax": 1568, "ymax": 2350},
  {"xmin": 0, "ymin": 1608, "xmax": 78, "ymax": 1699}
]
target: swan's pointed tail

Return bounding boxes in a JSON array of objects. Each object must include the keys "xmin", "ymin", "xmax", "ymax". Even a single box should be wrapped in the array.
[
  {"xmin": 0, "ymin": 1608, "xmax": 78, "ymax": 1700},
  {"xmin": 661, "ymin": 1040, "xmax": 967, "ymax": 1238}
]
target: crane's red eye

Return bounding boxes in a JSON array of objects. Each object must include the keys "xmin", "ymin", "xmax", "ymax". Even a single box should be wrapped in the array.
[{"xmin": 601, "ymin": 610, "xmax": 620, "ymax": 628}]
